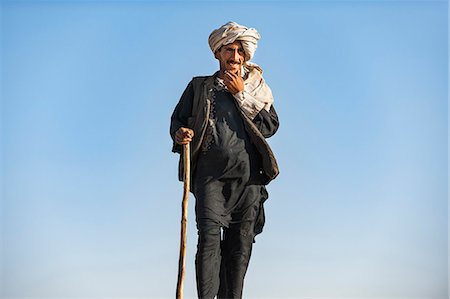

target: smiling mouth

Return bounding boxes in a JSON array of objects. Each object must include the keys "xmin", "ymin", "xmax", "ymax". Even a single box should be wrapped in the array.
[{"xmin": 227, "ymin": 61, "xmax": 240, "ymax": 67}]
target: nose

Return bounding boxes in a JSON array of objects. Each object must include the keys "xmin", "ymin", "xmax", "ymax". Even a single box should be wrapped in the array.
[{"xmin": 232, "ymin": 49, "xmax": 240, "ymax": 61}]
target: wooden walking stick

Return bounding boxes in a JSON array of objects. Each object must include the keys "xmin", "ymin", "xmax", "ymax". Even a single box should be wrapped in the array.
[{"xmin": 176, "ymin": 142, "xmax": 190, "ymax": 299}]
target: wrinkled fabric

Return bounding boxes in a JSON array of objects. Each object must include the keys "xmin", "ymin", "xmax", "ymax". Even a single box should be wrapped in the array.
[
  {"xmin": 170, "ymin": 75, "xmax": 280, "ymax": 184},
  {"xmin": 208, "ymin": 21, "xmax": 260, "ymax": 61},
  {"xmin": 232, "ymin": 66, "xmax": 274, "ymax": 119},
  {"xmin": 193, "ymin": 79, "xmax": 268, "ymax": 299},
  {"xmin": 170, "ymin": 73, "xmax": 279, "ymax": 299},
  {"xmin": 195, "ymin": 207, "xmax": 258, "ymax": 299},
  {"xmin": 193, "ymin": 79, "xmax": 264, "ymax": 225}
]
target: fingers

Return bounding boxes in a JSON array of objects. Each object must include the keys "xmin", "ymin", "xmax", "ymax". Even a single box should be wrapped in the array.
[
  {"xmin": 175, "ymin": 134, "xmax": 192, "ymax": 145},
  {"xmin": 224, "ymin": 70, "xmax": 238, "ymax": 81},
  {"xmin": 224, "ymin": 70, "xmax": 235, "ymax": 77},
  {"xmin": 223, "ymin": 71, "xmax": 236, "ymax": 85},
  {"xmin": 175, "ymin": 127, "xmax": 194, "ymax": 145},
  {"xmin": 223, "ymin": 70, "xmax": 244, "ymax": 94}
]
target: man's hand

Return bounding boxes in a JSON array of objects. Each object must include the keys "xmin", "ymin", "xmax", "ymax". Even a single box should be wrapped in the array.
[
  {"xmin": 175, "ymin": 127, "xmax": 194, "ymax": 145},
  {"xmin": 224, "ymin": 70, "xmax": 244, "ymax": 94}
]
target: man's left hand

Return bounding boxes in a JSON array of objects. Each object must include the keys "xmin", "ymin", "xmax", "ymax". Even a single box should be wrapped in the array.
[{"xmin": 224, "ymin": 70, "xmax": 244, "ymax": 94}]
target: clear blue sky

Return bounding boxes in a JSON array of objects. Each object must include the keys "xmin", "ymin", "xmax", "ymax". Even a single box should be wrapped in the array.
[{"xmin": 1, "ymin": 1, "xmax": 448, "ymax": 298}]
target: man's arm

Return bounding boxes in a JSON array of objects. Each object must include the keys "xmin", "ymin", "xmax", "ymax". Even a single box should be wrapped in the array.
[
  {"xmin": 252, "ymin": 105, "xmax": 279, "ymax": 138},
  {"xmin": 170, "ymin": 81, "xmax": 195, "ymax": 153}
]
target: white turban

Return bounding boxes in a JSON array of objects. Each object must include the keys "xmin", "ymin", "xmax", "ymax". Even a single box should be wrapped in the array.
[{"xmin": 208, "ymin": 21, "xmax": 260, "ymax": 62}]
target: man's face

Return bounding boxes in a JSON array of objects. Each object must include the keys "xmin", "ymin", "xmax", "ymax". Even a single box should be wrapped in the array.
[{"xmin": 215, "ymin": 41, "xmax": 245, "ymax": 75}]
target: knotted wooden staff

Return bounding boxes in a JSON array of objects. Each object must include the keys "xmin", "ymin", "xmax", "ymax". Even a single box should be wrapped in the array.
[{"xmin": 176, "ymin": 142, "xmax": 190, "ymax": 299}]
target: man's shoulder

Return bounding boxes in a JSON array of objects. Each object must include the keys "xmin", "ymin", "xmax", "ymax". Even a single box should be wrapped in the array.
[
  {"xmin": 191, "ymin": 75, "xmax": 213, "ymax": 83},
  {"xmin": 189, "ymin": 74, "xmax": 215, "ymax": 90},
  {"xmin": 192, "ymin": 75, "xmax": 212, "ymax": 79}
]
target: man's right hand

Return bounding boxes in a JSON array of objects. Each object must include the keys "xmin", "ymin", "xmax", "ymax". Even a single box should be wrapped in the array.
[{"xmin": 175, "ymin": 127, "xmax": 194, "ymax": 145}]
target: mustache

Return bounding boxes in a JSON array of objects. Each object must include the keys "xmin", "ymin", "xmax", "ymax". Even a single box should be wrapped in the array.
[{"xmin": 227, "ymin": 59, "xmax": 242, "ymax": 64}]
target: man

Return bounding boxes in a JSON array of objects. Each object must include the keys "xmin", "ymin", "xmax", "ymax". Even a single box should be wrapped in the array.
[{"xmin": 170, "ymin": 21, "xmax": 279, "ymax": 299}]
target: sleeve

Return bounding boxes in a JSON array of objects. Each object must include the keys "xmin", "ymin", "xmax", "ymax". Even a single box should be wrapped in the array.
[
  {"xmin": 169, "ymin": 80, "xmax": 194, "ymax": 153},
  {"xmin": 251, "ymin": 104, "xmax": 279, "ymax": 138},
  {"xmin": 233, "ymin": 90, "xmax": 268, "ymax": 120}
]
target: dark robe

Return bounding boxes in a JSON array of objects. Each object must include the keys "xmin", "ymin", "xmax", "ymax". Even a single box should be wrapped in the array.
[
  {"xmin": 193, "ymin": 80, "xmax": 264, "ymax": 228},
  {"xmin": 170, "ymin": 73, "xmax": 279, "ymax": 299}
]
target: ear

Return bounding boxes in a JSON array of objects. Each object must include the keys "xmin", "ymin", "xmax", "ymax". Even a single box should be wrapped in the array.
[
  {"xmin": 214, "ymin": 46, "xmax": 223, "ymax": 59},
  {"xmin": 214, "ymin": 47, "xmax": 222, "ymax": 59}
]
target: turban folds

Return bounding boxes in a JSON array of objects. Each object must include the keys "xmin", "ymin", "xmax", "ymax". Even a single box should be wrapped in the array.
[{"xmin": 208, "ymin": 21, "xmax": 260, "ymax": 62}]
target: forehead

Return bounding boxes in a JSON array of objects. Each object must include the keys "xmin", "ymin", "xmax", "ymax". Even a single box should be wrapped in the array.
[{"xmin": 222, "ymin": 41, "xmax": 243, "ymax": 49}]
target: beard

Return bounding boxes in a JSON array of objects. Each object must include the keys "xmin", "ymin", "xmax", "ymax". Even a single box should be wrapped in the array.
[{"xmin": 224, "ymin": 60, "xmax": 242, "ymax": 74}]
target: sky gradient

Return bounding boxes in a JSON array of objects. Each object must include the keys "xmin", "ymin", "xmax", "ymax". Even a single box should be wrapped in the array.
[{"xmin": 1, "ymin": 0, "xmax": 448, "ymax": 298}]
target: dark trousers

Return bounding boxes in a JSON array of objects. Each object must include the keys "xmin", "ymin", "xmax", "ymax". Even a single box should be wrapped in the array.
[{"xmin": 195, "ymin": 219, "xmax": 255, "ymax": 299}]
